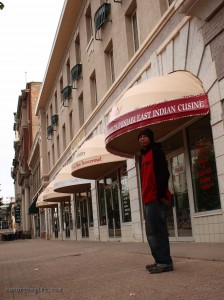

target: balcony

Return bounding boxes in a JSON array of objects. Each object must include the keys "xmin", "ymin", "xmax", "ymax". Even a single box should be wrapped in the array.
[
  {"xmin": 13, "ymin": 140, "xmax": 20, "ymax": 150},
  {"xmin": 94, "ymin": 3, "xmax": 111, "ymax": 40},
  {"xmin": 61, "ymin": 86, "xmax": 72, "ymax": 107},
  {"xmin": 71, "ymin": 64, "xmax": 82, "ymax": 82},
  {"xmin": 12, "ymin": 159, "xmax": 18, "ymax": 167},
  {"xmin": 51, "ymin": 114, "xmax": 58, "ymax": 127},
  {"xmin": 47, "ymin": 125, "xmax": 53, "ymax": 140}
]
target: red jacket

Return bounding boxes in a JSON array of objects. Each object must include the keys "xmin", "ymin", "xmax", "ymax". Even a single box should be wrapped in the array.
[{"xmin": 140, "ymin": 143, "xmax": 170, "ymax": 204}]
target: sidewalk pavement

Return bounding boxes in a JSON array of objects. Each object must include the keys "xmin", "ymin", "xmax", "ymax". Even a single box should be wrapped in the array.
[{"xmin": 1, "ymin": 239, "xmax": 224, "ymax": 300}]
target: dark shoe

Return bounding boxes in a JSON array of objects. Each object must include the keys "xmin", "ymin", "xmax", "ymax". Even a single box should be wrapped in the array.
[
  {"xmin": 145, "ymin": 263, "xmax": 157, "ymax": 270},
  {"xmin": 148, "ymin": 265, "xmax": 173, "ymax": 274}
]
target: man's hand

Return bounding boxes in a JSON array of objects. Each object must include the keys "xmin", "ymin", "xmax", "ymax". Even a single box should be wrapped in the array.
[{"xmin": 159, "ymin": 197, "xmax": 170, "ymax": 206}]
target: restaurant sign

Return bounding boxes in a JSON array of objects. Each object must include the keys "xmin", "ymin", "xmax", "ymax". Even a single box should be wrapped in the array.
[{"xmin": 106, "ymin": 94, "xmax": 209, "ymax": 140}]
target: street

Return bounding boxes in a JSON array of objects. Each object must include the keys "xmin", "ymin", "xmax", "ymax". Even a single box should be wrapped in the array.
[{"xmin": 1, "ymin": 239, "xmax": 224, "ymax": 300}]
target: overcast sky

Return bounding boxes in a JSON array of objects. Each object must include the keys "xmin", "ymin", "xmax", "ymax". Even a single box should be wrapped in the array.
[{"xmin": 0, "ymin": 0, "xmax": 64, "ymax": 200}]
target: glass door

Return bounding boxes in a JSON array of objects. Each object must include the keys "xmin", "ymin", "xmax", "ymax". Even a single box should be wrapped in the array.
[
  {"xmin": 168, "ymin": 152, "xmax": 192, "ymax": 238},
  {"xmin": 75, "ymin": 191, "xmax": 93, "ymax": 238},
  {"xmin": 80, "ymin": 198, "xmax": 89, "ymax": 238},
  {"xmin": 64, "ymin": 202, "xmax": 72, "ymax": 238},
  {"xmin": 105, "ymin": 184, "xmax": 121, "ymax": 238},
  {"xmin": 162, "ymin": 131, "xmax": 192, "ymax": 241},
  {"xmin": 52, "ymin": 208, "xmax": 59, "ymax": 239}
]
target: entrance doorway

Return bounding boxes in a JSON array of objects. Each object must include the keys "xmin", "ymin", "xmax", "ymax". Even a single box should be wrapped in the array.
[
  {"xmin": 162, "ymin": 132, "xmax": 192, "ymax": 241},
  {"xmin": 75, "ymin": 190, "xmax": 93, "ymax": 238},
  {"xmin": 63, "ymin": 202, "xmax": 72, "ymax": 238},
  {"xmin": 167, "ymin": 151, "xmax": 192, "ymax": 239},
  {"xmin": 52, "ymin": 208, "xmax": 59, "ymax": 239},
  {"xmin": 105, "ymin": 184, "xmax": 121, "ymax": 238},
  {"xmin": 80, "ymin": 197, "xmax": 89, "ymax": 238}
]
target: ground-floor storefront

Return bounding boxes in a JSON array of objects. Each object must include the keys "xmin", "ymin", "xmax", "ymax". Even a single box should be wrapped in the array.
[{"xmin": 40, "ymin": 116, "xmax": 223, "ymax": 243}]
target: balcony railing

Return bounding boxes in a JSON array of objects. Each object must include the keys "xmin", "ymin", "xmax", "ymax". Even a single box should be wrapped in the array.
[
  {"xmin": 71, "ymin": 64, "xmax": 82, "ymax": 82},
  {"xmin": 12, "ymin": 159, "xmax": 18, "ymax": 167},
  {"xmin": 47, "ymin": 125, "xmax": 53, "ymax": 139},
  {"xmin": 94, "ymin": 3, "xmax": 111, "ymax": 40},
  {"xmin": 61, "ymin": 86, "xmax": 72, "ymax": 106},
  {"xmin": 13, "ymin": 140, "xmax": 20, "ymax": 150},
  {"xmin": 51, "ymin": 114, "xmax": 58, "ymax": 127}
]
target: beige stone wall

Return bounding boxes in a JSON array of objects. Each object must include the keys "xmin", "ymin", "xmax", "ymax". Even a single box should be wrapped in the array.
[
  {"xmin": 43, "ymin": 0, "xmax": 169, "ymax": 177},
  {"xmin": 30, "ymin": 82, "xmax": 41, "ymax": 144}
]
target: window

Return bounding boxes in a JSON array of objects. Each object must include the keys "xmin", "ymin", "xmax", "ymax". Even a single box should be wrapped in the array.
[
  {"xmin": 50, "ymin": 104, "xmax": 53, "ymax": 119},
  {"xmin": 119, "ymin": 165, "xmax": 132, "ymax": 223},
  {"xmin": 66, "ymin": 59, "xmax": 70, "ymax": 86},
  {"xmin": 54, "ymin": 92, "xmax": 58, "ymax": 115},
  {"xmin": 90, "ymin": 70, "xmax": 97, "ymax": 109},
  {"xmin": 48, "ymin": 151, "xmax": 51, "ymax": 171},
  {"xmin": 62, "ymin": 123, "xmax": 66, "ymax": 150},
  {"xmin": 131, "ymin": 11, "xmax": 139, "ymax": 52},
  {"xmin": 57, "ymin": 135, "xmax": 60, "ymax": 159},
  {"xmin": 105, "ymin": 40, "xmax": 115, "ymax": 87},
  {"xmin": 33, "ymin": 163, "xmax": 40, "ymax": 193},
  {"xmin": 78, "ymin": 93, "xmax": 84, "ymax": 127},
  {"xmin": 87, "ymin": 190, "xmax": 93, "ymax": 227},
  {"xmin": 85, "ymin": 4, "xmax": 93, "ymax": 44},
  {"xmin": 60, "ymin": 77, "xmax": 63, "ymax": 103},
  {"xmin": 125, "ymin": 1, "xmax": 139, "ymax": 58},
  {"xmin": 168, "ymin": 0, "xmax": 174, "ymax": 5},
  {"xmin": 75, "ymin": 34, "xmax": 81, "ymax": 64},
  {"xmin": 52, "ymin": 144, "xmax": 55, "ymax": 166},
  {"xmin": 69, "ymin": 110, "xmax": 74, "ymax": 141},
  {"xmin": 187, "ymin": 116, "xmax": 221, "ymax": 212}
]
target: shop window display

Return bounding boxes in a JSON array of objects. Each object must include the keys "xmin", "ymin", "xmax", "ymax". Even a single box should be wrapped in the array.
[
  {"xmin": 119, "ymin": 166, "xmax": 132, "ymax": 223},
  {"xmin": 187, "ymin": 116, "xmax": 221, "ymax": 212}
]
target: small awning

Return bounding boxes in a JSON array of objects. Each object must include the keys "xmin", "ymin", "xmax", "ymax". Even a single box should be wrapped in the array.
[
  {"xmin": 105, "ymin": 71, "xmax": 209, "ymax": 157},
  {"xmin": 53, "ymin": 163, "xmax": 91, "ymax": 193},
  {"xmin": 41, "ymin": 180, "xmax": 71, "ymax": 203},
  {"xmin": 71, "ymin": 134, "xmax": 126, "ymax": 180},
  {"xmin": 28, "ymin": 198, "xmax": 39, "ymax": 214},
  {"xmin": 36, "ymin": 197, "xmax": 58, "ymax": 208},
  {"xmin": 36, "ymin": 189, "xmax": 58, "ymax": 208}
]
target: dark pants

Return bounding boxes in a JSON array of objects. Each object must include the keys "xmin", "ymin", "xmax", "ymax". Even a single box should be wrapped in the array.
[{"xmin": 144, "ymin": 201, "xmax": 173, "ymax": 266}]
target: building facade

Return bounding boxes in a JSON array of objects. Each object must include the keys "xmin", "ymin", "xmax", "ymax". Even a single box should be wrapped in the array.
[
  {"xmin": 12, "ymin": 82, "xmax": 41, "ymax": 237},
  {"xmin": 14, "ymin": 0, "xmax": 224, "ymax": 243}
]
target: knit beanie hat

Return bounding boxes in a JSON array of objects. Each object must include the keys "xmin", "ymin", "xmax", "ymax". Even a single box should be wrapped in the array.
[{"xmin": 137, "ymin": 128, "xmax": 154, "ymax": 141}]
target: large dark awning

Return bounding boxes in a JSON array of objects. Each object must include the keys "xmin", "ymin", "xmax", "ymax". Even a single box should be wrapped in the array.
[{"xmin": 28, "ymin": 199, "xmax": 39, "ymax": 214}]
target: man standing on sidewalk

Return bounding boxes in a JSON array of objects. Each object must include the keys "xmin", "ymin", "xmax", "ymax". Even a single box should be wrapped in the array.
[{"xmin": 138, "ymin": 128, "xmax": 173, "ymax": 274}]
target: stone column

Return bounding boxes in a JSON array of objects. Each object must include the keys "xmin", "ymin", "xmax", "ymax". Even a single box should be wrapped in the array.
[
  {"xmin": 58, "ymin": 203, "xmax": 64, "ymax": 240},
  {"xmin": 91, "ymin": 181, "xmax": 100, "ymax": 241},
  {"xmin": 70, "ymin": 194, "xmax": 76, "ymax": 240},
  {"xmin": 44, "ymin": 209, "xmax": 50, "ymax": 240}
]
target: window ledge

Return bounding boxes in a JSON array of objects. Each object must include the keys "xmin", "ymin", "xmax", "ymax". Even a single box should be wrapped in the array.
[{"xmin": 193, "ymin": 209, "xmax": 222, "ymax": 218}]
